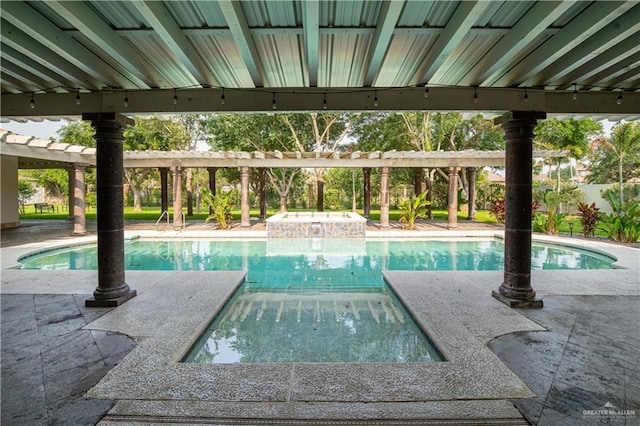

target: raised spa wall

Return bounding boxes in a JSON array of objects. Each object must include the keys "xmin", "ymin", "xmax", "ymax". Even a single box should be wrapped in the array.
[{"xmin": 266, "ymin": 212, "xmax": 366, "ymax": 238}]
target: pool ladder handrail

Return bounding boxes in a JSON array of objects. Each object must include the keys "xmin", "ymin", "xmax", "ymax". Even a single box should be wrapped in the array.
[{"xmin": 155, "ymin": 210, "xmax": 169, "ymax": 232}]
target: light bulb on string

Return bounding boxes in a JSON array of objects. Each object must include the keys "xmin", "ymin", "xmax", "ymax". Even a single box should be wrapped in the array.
[
  {"xmin": 617, "ymin": 90, "xmax": 623, "ymax": 105},
  {"xmin": 221, "ymin": 88, "xmax": 225, "ymax": 105},
  {"xmin": 473, "ymin": 87, "xmax": 478, "ymax": 104},
  {"xmin": 524, "ymin": 87, "xmax": 529, "ymax": 103},
  {"xmin": 424, "ymin": 84, "xmax": 429, "ymax": 98},
  {"xmin": 173, "ymin": 88, "xmax": 178, "ymax": 105},
  {"xmin": 29, "ymin": 93, "xmax": 35, "ymax": 109},
  {"xmin": 124, "ymin": 91, "xmax": 129, "ymax": 108},
  {"xmin": 373, "ymin": 91, "xmax": 379, "ymax": 107},
  {"xmin": 272, "ymin": 92, "xmax": 277, "ymax": 110},
  {"xmin": 323, "ymin": 93, "xmax": 328, "ymax": 110},
  {"xmin": 572, "ymin": 84, "xmax": 578, "ymax": 100},
  {"xmin": 76, "ymin": 89, "xmax": 81, "ymax": 106}
]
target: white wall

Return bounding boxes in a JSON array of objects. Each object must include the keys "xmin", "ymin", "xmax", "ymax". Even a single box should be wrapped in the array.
[{"xmin": 1, "ymin": 155, "xmax": 19, "ymax": 228}]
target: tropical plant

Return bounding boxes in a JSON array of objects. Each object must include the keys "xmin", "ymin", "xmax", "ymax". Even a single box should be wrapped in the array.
[
  {"xmin": 588, "ymin": 122, "xmax": 640, "ymax": 203},
  {"xmin": 398, "ymin": 191, "xmax": 430, "ymax": 230},
  {"xmin": 200, "ymin": 188, "xmax": 234, "ymax": 229},
  {"xmin": 577, "ymin": 202, "xmax": 600, "ymax": 237},
  {"xmin": 597, "ymin": 190, "xmax": 640, "ymax": 243},
  {"xmin": 488, "ymin": 198, "xmax": 506, "ymax": 223},
  {"xmin": 540, "ymin": 189, "xmax": 566, "ymax": 235}
]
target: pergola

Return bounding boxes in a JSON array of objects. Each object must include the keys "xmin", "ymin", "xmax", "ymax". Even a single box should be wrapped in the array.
[{"xmin": 1, "ymin": 0, "xmax": 639, "ymax": 309}]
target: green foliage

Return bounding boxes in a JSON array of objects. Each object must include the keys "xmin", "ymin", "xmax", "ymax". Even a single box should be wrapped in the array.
[
  {"xmin": 588, "ymin": 121, "xmax": 640, "ymax": 190},
  {"xmin": 577, "ymin": 202, "xmax": 600, "ymax": 237},
  {"xmin": 532, "ymin": 211, "xmax": 566, "ymax": 235},
  {"xmin": 542, "ymin": 189, "xmax": 565, "ymax": 235},
  {"xmin": 534, "ymin": 118, "xmax": 602, "ymax": 159},
  {"xmin": 57, "ymin": 121, "xmax": 96, "ymax": 147},
  {"xmin": 597, "ymin": 190, "xmax": 640, "ymax": 243},
  {"xmin": 398, "ymin": 191, "xmax": 430, "ymax": 230},
  {"xmin": 18, "ymin": 179, "xmax": 36, "ymax": 202},
  {"xmin": 200, "ymin": 188, "xmax": 234, "ymax": 229}
]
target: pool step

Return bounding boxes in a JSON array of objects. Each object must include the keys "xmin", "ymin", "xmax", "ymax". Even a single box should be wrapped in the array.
[{"xmin": 98, "ymin": 400, "xmax": 530, "ymax": 425}]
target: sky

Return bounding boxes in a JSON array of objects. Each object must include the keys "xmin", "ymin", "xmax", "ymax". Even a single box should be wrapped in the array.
[{"xmin": 1, "ymin": 116, "xmax": 617, "ymax": 142}]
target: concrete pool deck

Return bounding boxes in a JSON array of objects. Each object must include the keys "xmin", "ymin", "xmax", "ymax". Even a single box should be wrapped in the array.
[{"xmin": 1, "ymin": 219, "xmax": 639, "ymax": 425}]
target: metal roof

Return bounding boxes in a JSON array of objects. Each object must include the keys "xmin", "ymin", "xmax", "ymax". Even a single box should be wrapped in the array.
[{"xmin": 1, "ymin": 1, "xmax": 639, "ymax": 120}]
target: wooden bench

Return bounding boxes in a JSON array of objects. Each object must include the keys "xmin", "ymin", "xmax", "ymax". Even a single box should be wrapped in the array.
[{"xmin": 34, "ymin": 203, "xmax": 58, "ymax": 213}]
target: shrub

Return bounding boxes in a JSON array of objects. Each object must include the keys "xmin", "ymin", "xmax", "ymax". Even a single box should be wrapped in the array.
[
  {"xmin": 200, "ymin": 188, "xmax": 234, "ymax": 229},
  {"xmin": 577, "ymin": 202, "xmax": 600, "ymax": 237},
  {"xmin": 597, "ymin": 191, "xmax": 640, "ymax": 243},
  {"xmin": 398, "ymin": 191, "xmax": 430, "ymax": 230},
  {"xmin": 488, "ymin": 199, "xmax": 505, "ymax": 223}
]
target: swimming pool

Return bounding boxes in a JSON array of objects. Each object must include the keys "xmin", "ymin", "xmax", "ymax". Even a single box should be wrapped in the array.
[
  {"xmin": 18, "ymin": 238, "xmax": 615, "ymax": 275},
  {"xmin": 18, "ymin": 238, "xmax": 614, "ymax": 363}
]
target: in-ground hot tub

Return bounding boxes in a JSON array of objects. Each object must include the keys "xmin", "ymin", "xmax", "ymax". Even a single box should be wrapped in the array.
[{"xmin": 266, "ymin": 211, "xmax": 367, "ymax": 238}]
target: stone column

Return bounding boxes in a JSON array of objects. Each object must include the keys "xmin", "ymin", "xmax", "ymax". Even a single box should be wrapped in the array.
[
  {"xmin": 467, "ymin": 167, "xmax": 477, "ymax": 221},
  {"xmin": 172, "ymin": 166, "xmax": 183, "ymax": 228},
  {"xmin": 160, "ymin": 167, "xmax": 169, "ymax": 213},
  {"xmin": 72, "ymin": 164, "xmax": 88, "ymax": 235},
  {"xmin": 447, "ymin": 167, "xmax": 459, "ymax": 229},
  {"xmin": 258, "ymin": 168, "xmax": 266, "ymax": 220},
  {"xmin": 67, "ymin": 168, "xmax": 74, "ymax": 220},
  {"xmin": 379, "ymin": 167, "xmax": 390, "ymax": 228},
  {"xmin": 82, "ymin": 113, "xmax": 136, "ymax": 307},
  {"xmin": 207, "ymin": 167, "xmax": 217, "ymax": 215},
  {"xmin": 240, "ymin": 166, "xmax": 250, "ymax": 227},
  {"xmin": 492, "ymin": 111, "xmax": 546, "ymax": 308},
  {"xmin": 363, "ymin": 167, "xmax": 371, "ymax": 218}
]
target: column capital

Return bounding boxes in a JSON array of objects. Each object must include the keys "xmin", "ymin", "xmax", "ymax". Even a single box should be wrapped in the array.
[
  {"xmin": 494, "ymin": 111, "xmax": 546, "ymax": 125},
  {"xmin": 82, "ymin": 112, "xmax": 134, "ymax": 127}
]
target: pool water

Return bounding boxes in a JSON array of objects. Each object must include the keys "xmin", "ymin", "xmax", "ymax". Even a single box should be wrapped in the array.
[{"xmin": 19, "ymin": 238, "xmax": 614, "ymax": 364}]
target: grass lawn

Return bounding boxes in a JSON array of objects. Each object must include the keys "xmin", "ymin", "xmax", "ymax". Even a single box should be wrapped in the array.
[{"xmin": 20, "ymin": 205, "xmax": 498, "ymax": 224}]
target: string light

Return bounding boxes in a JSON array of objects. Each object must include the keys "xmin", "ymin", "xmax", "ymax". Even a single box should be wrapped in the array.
[
  {"xmin": 173, "ymin": 88, "xmax": 178, "ymax": 105},
  {"xmin": 524, "ymin": 87, "xmax": 529, "ymax": 103},
  {"xmin": 124, "ymin": 91, "xmax": 129, "ymax": 107},
  {"xmin": 617, "ymin": 90, "xmax": 623, "ymax": 105},
  {"xmin": 75, "ymin": 89, "xmax": 81, "ymax": 105},
  {"xmin": 322, "ymin": 93, "xmax": 327, "ymax": 110},
  {"xmin": 424, "ymin": 83, "xmax": 429, "ymax": 98},
  {"xmin": 272, "ymin": 92, "xmax": 277, "ymax": 110},
  {"xmin": 373, "ymin": 91, "xmax": 379, "ymax": 107},
  {"xmin": 220, "ymin": 88, "xmax": 225, "ymax": 105},
  {"xmin": 473, "ymin": 87, "xmax": 478, "ymax": 104},
  {"xmin": 572, "ymin": 84, "xmax": 578, "ymax": 100},
  {"xmin": 29, "ymin": 93, "xmax": 35, "ymax": 109}
]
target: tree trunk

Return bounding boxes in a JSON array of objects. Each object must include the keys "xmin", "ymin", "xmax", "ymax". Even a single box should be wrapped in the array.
[
  {"xmin": 132, "ymin": 185, "xmax": 142, "ymax": 211},
  {"xmin": 317, "ymin": 180, "xmax": 324, "ymax": 211}
]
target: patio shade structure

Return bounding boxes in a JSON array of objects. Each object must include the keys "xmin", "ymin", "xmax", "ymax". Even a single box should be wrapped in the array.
[{"xmin": 1, "ymin": 0, "xmax": 639, "ymax": 308}]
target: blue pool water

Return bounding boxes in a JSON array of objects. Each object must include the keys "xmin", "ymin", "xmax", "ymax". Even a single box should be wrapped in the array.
[{"xmin": 19, "ymin": 238, "xmax": 614, "ymax": 363}]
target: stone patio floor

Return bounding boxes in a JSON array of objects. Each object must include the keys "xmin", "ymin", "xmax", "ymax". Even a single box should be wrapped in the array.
[{"xmin": 1, "ymin": 219, "xmax": 638, "ymax": 425}]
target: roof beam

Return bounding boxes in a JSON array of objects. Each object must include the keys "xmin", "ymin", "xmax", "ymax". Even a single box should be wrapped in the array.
[
  {"xmin": 365, "ymin": 0, "xmax": 405, "ymax": 87},
  {"xmin": 460, "ymin": 1, "xmax": 574, "ymax": 86},
  {"xmin": 490, "ymin": 1, "xmax": 632, "ymax": 87},
  {"xmin": 601, "ymin": 58, "xmax": 640, "ymax": 90},
  {"xmin": 1, "ymin": 44, "xmax": 74, "ymax": 92},
  {"xmin": 0, "ymin": 21, "xmax": 101, "ymax": 90},
  {"xmin": 0, "ymin": 1, "xmax": 133, "ymax": 90},
  {"xmin": 557, "ymin": 33, "xmax": 640, "ymax": 90},
  {"xmin": 218, "ymin": 0, "xmax": 264, "ymax": 87},
  {"xmin": 1, "ymin": 61, "xmax": 55, "ymax": 92},
  {"xmin": 130, "ymin": 0, "xmax": 215, "ymax": 87},
  {"xmin": 302, "ymin": 0, "xmax": 320, "ymax": 87},
  {"xmin": 529, "ymin": 4, "xmax": 640, "ymax": 88},
  {"xmin": 415, "ymin": 1, "xmax": 490, "ymax": 84},
  {"xmin": 1, "ymin": 72, "xmax": 31, "ymax": 93},
  {"xmin": 47, "ymin": 0, "xmax": 159, "ymax": 89}
]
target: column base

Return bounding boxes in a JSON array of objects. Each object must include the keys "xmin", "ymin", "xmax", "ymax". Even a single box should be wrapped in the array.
[
  {"xmin": 85, "ymin": 290, "xmax": 137, "ymax": 307},
  {"xmin": 492, "ymin": 290, "xmax": 543, "ymax": 309}
]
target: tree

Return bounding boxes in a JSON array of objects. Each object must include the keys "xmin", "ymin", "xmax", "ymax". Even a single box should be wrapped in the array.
[
  {"xmin": 534, "ymin": 118, "xmax": 603, "ymax": 192},
  {"xmin": 123, "ymin": 117, "xmax": 188, "ymax": 210},
  {"xmin": 175, "ymin": 114, "xmax": 207, "ymax": 216},
  {"xmin": 588, "ymin": 121, "xmax": 640, "ymax": 203},
  {"xmin": 18, "ymin": 180, "xmax": 36, "ymax": 213},
  {"xmin": 281, "ymin": 113, "xmax": 355, "ymax": 211}
]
